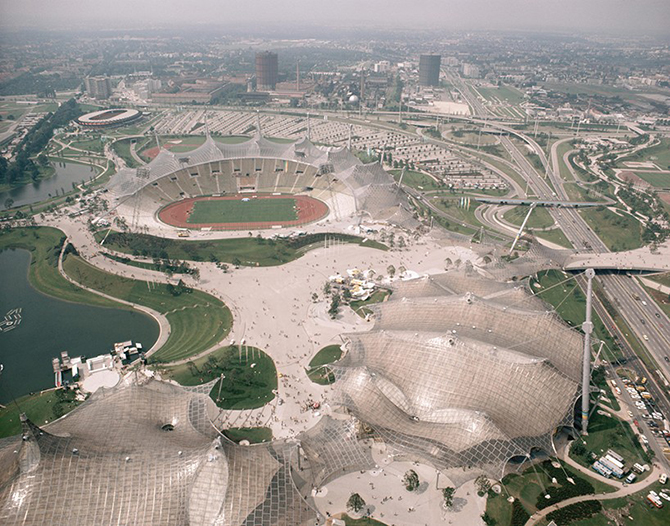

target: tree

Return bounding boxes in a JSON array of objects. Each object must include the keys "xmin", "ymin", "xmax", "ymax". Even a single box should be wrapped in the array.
[
  {"xmin": 475, "ymin": 475, "xmax": 492, "ymax": 496},
  {"xmin": 403, "ymin": 469, "xmax": 420, "ymax": 491},
  {"xmin": 328, "ymin": 293, "xmax": 341, "ymax": 319},
  {"xmin": 442, "ymin": 487, "xmax": 455, "ymax": 509},
  {"xmin": 346, "ymin": 493, "xmax": 366, "ymax": 514},
  {"xmin": 4, "ymin": 198, "xmax": 14, "ymax": 210},
  {"xmin": 387, "ymin": 265, "xmax": 396, "ymax": 278}
]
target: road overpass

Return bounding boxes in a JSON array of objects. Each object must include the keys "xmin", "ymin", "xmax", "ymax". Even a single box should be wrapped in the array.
[
  {"xmin": 564, "ymin": 244, "xmax": 670, "ymax": 272},
  {"xmin": 474, "ymin": 197, "xmax": 602, "ymax": 208}
]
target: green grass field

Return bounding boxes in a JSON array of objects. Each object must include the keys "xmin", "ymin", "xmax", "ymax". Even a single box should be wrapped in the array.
[
  {"xmin": 618, "ymin": 138, "xmax": 670, "ymax": 170},
  {"xmin": 0, "ymin": 389, "xmax": 81, "ymax": 438},
  {"xmin": 390, "ymin": 169, "xmax": 442, "ymax": 191},
  {"xmin": 222, "ymin": 427, "xmax": 273, "ymax": 444},
  {"xmin": 633, "ymin": 171, "xmax": 670, "ymax": 189},
  {"xmin": 158, "ymin": 344, "xmax": 277, "ymax": 410},
  {"xmin": 531, "ymin": 270, "xmax": 618, "ymax": 354},
  {"xmin": 570, "ymin": 412, "xmax": 649, "ymax": 473},
  {"xmin": 307, "ymin": 344, "xmax": 344, "ymax": 385},
  {"xmin": 579, "ymin": 207, "xmax": 643, "ymax": 251},
  {"xmin": 503, "ymin": 205, "xmax": 556, "ymax": 229},
  {"xmin": 62, "ymin": 254, "xmax": 233, "ymax": 363},
  {"xmin": 96, "ymin": 231, "xmax": 386, "ymax": 266},
  {"xmin": 187, "ymin": 198, "xmax": 298, "ymax": 224}
]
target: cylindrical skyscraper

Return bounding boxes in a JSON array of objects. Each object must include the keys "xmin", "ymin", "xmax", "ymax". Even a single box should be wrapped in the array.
[
  {"xmin": 256, "ymin": 51, "xmax": 278, "ymax": 91},
  {"xmin": 419, "ymin": 54, "xmax": 441, "ymax": 87}
]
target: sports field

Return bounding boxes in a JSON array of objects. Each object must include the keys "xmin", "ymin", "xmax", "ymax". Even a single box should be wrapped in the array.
[
  {"xmin": 188, "ymin": 197, "xmax": 297, "ymax": 224},
  {"xmin": 158, "ymin": 194, "xmax": 329, "ymax": 230}
]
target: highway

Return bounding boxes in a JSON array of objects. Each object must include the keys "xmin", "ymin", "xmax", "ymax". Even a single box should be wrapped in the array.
[{"xmin": 447, "ymin": 71, "xmax": 670, "ymax": 463}]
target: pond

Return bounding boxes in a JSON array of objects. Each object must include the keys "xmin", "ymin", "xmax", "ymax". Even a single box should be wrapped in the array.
[
  {"xmin": 0, "ymin": 161, "xmax": 99, "ymax": 211},
  {"xmin": 0, "ymin": 249, "xmax": 159, "ymax": 403}
]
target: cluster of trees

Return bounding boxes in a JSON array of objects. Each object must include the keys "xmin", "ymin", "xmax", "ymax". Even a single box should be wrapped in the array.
[
  {"xmin": 535, "ymin": 461, "xmax": 594, "ymax": 509},
  {"xmin": 166, "ymin": 279, "xmax": 192, "ymax": 297},
  {"xmin": 545, "ymin": 500, "xmax": 602, "ymax": 525},
  {"xmin": 403, "ymin": 469, "xmax": 420, "ymax": 491},
  {"xmin": 0, "ymin": 72, "xmax": 80, "ymax": 97},
  {"xmin": 0, "ymin": 99, "xmax": 82, "ymax": 187}
]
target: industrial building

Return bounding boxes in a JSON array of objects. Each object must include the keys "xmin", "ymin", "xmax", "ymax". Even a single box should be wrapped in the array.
[
  {"xmin": 419, "ymin": 54, "xmax": 441, "ymax": 87},
  {"xmin": 256, "ymin": 51, "xmax": 278, "ymax": 91}
]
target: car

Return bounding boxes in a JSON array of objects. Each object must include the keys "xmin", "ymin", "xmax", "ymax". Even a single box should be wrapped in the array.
[
  {"xmin": 627, "ymin": 410, "xmax": 634, "ymax": 417},
  {"xmin": 643, "ymin": 335, "xmax": 649, "ymax": 341},
  {"xmin": 665, "ymin": 356, "xmax": 669, "ymax": 363},
  {"xmin": 657, "ymin": 312, "xmax": 662, "ymax": 319}
]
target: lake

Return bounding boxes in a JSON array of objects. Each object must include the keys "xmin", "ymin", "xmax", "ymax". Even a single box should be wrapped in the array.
[
  {"xmin": 0, "ymin": 161, "xmax": 99, "ymax": 211},
  {"xmin": 0, "ymin": 249, "xmax": 159, "ymax": 403}
]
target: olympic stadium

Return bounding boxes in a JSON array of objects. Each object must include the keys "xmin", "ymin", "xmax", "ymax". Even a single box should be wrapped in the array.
[
  {"xmin": 107, "ymin": 133, "xmax": 420, "ymax": 233},
  {"xmin": 0, "ymin": 127, "xmax": 589, "ymax": 524},
  {"xmin": 76, "ymin": 108, "xmax": 143, "ymax": 128}
]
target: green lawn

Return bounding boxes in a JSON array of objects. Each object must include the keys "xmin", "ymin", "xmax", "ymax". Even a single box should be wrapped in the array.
[
  {"xmin": 633, "ymin": 171, "xmax": 670, "ymax": 189},
  {"xmin": 222, "ymin": 427, "xmax": 273, "ymax": 444},
  {"xmin": 618, "ymin": 138, "xmax": 670, "ymax": 170},
  {"xmin": 571, "ymin": 483, "xmax": 670, "ymax": 526},
  {"xmin": 70, "ymin": 137, "xmax": 104, "ymax": 154},
  {"xmin": 503, "ymin": 205, "xmax": 556, "ymax": 229},
  {"xmin": 307, "ymin": 344, "xmax": 343, "ymax": 385},
  {"xmin": 159, "ymin": 345, "xmax": 277, "ymax": 410},
  {"xmin": 570, "ymin": 411, "xmax": 650, "ymax": 471},
  {"xmin": 487, "ymin": 459, "xmax": 615, "ymax": 526},
  {"xmin": 0, "ymin": 227, "xmax": 124, "ymax": 308},
  {"xmin": 579, "ymin": 207, "xmax": 644, "ymax": 251},
  {"xmin": 390, "ymin": 169, "xmax": 442, "ymax": 191},
  {"xmin": 62, "ymin": 254, "xmax": 233, "ymax": 363},
  {"xmin": 531, "ymin": 270, "xmax": 619, "ymax": 355},
  {"xmin": 0, "ymin": 389, "xmax": 81, "ymax": 438},
  {"xmin": 349, "ymin": 289, "xmax": 391, "ymax": 318},
  {"xmin": 556, "ymin": 141, "xmax": 576, "ymax": 181},
  {"xmin": 187, "ymin": 198, "xmax": 298, "ymax": 224},
  {"xmin": 96, "ymin": 231, "xmax": 386, "ymax": 266},
  {"xmin": 341, "ymin": 515, "xmax": 388, "ymax": 526},
  {"xmin": 111, "ymin": 138, "xmax": 141, "ymax": 168},
  {"xmin": 531, "ymin": 227, "xmax": 574, "ymax": 249}
]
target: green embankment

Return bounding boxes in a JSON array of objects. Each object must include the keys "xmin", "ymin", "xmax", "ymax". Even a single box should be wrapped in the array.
[
  {"xmin": 0, "ymin": 227, "xmax": 124, "ymax": 308},
  {"xmin": 62, "ymin": 255, "xmax": 232, "ymax": 363},
  {"xmin": 96, "ymin": 231, "xmax": 386, "ymax": 266}
]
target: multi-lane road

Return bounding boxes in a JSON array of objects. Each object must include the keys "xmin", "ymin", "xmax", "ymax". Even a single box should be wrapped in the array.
[{"xmin": 446, "ymin": 72, "xmax": 670, "ymax": 462}]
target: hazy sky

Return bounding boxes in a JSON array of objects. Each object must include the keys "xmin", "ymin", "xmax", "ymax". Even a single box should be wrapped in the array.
[{"xmin": 1, "ymin": 0, "xmax": 669, "ymax": 33}]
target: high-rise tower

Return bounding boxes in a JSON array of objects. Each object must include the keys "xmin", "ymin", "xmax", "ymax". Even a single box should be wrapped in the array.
[
  {"xmin": 255, "ymin": 51, "xmax": 278, "ymax": 91},
  {"xmin": 419, "ymin": 54, "xmax": 441, "ymax": 87}
]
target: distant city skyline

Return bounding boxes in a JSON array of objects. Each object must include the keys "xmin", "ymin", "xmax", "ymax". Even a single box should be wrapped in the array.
[{"xmin": 1, "ymin": 0, "xmax": 669, "ymax": 34}]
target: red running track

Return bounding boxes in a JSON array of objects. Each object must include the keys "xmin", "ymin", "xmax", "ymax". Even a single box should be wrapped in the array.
[{"xmin": 157, "ymin": 194, "xmax": 329, "ymax": 230}]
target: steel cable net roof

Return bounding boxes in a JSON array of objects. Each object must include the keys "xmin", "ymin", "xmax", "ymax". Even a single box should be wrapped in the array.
[
  {"xmin": 332, "ymin": 273, "xmax": 582, "ymax": 481},
  {"xmin": 106, "ymin": 134, "xmax": 420, "ymax": 230},
  {"xmin": 0, "ymin": 380, "xmax": 319, "ymax": 526}
]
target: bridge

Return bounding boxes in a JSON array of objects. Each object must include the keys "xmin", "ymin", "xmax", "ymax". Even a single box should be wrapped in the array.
[
  {"xmin": 474, "ymin": 197, "xmax": 602, "ymax": 208},
  {"xmin": 564, "ymin": 244, "xmax": 670, "ymax": 272}
]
